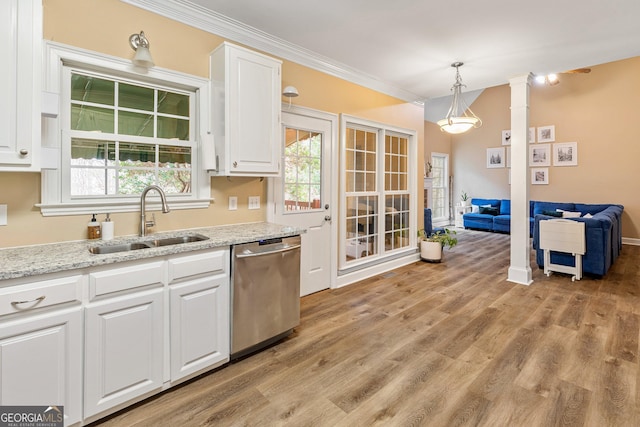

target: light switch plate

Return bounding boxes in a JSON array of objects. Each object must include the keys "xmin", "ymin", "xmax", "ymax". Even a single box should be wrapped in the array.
[
  {"xmin": 0, "ymin": 205, "xmax": 6, "ymax": 226},
  {"xmin": 228, "ymin": 196, "xmax": 237, "ymax": 210},
  {"xmin": 248, "ymin": 196, "xmax": 260, "ymax": 210}
]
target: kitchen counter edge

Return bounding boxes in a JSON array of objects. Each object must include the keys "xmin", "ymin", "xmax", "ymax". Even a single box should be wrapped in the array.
[{"xmin": 0, "ymin": 222, "xmax": 305, "ymax": 282}]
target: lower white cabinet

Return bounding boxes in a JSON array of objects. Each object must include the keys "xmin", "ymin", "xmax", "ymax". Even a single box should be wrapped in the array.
[
  {"xmin": 84, "ymin": 288, "xmax": 164, "ymax": 419},
  {"xmin": 0, "ymin": 306, "xmax": 83, "ymax": 426},
  {"xmin": 168, "ymin": 248, "xmax": 230, "ymax": 382},
  {"xmin": 0, "ymin": 246, "xmax": 231, "ymax": 425},
  {"xmin": 169, "ymin": 275, "xmax": 229, "ymax": 381}
]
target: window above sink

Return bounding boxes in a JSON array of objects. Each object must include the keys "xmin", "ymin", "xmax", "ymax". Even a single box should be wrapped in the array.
[{"xmin": 38, "ymin": 42, "xmax": 213, "ymax": 217}]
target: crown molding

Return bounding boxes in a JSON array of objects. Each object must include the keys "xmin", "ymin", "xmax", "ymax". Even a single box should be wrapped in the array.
[{"xmin": 122, "ymin": 0, "xmax": 424, "ymax": 103}]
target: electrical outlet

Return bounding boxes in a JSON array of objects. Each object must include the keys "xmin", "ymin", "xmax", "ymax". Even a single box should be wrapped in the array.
[
  {"xmin": 248, "ymin": 196, "xmax": 260, "ymax": 210},
  {"xmin": 0, "ymin": 205, "xmax": 6, "ymax": 226},
  {"xmin": 228, "ymin": 196, "xmax": 238, "ymax": 210}
]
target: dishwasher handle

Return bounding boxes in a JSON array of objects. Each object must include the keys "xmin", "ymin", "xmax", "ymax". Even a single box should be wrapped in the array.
[{"xmin": 235, "ymin": 244, "xmax": 301, "ymax": 259}]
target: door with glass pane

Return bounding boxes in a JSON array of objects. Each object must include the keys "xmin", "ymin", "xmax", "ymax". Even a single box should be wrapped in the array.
[{"xmin": 272, "ymin": 110, "xmax": 333, "ymax": 297}]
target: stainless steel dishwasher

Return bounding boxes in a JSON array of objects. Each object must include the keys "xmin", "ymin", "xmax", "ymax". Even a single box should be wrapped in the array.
[{"xmin": 231, "ymin": 235, "xmax": 301, "ymax": 359}]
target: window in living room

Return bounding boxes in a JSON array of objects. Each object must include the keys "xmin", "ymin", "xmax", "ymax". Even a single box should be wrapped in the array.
[
  {"xmin": 431, "ymin": 153, "xmax": 449, "ymax": 224},
  {"xmin": 341, "ymin": 116, "xmax": 416, "ymax": 271}
]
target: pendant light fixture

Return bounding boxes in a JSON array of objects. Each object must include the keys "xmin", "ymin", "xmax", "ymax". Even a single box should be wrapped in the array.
[{"xmin": 437, "ymin": 62, "xmax": 482, "ymax": 134}]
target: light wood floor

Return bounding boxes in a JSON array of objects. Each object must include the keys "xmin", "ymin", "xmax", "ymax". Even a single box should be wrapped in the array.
[{"xmin": 93, "ymin": 230, "xmax": 640, "ymax": 426}]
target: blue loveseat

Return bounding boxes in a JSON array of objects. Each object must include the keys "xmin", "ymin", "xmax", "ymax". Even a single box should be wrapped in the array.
[{"xmin": 463, "ymin": 198, "xmax": 624, "ymax": 276}]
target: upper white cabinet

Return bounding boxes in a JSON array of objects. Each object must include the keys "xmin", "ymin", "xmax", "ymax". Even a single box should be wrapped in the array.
[
  {"xmin": 210, "ymin": 42, "xmax": 282, "ymax": 176},
  {"xmin": 0, "ymin": 0, "xmax": 41, "ymax": 170}
]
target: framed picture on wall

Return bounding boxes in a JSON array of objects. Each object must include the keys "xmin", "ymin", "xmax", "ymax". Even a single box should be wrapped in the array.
[
  {"xmin": 486, "ymin": 147, "xmax": 505, "ymax": 168},
  {"xmin": 531, "ymin": 167, "xmax": 549, "ymax": 185},
  {"xmin": 503, "ymin": 128, "xmax": 536, "ymax": 144},
  {"xmin": 502, "ymin": 130, "xmax": 511, "ymax": 145},
  {"xmin": 553, "ymin": 142, "xmax": 578, "ymax": 166},
  {"xmin": 529, "ymin": 143, "xmax": 551, "ymax": 166},
  {"xmin": 537, "ymin": 125, "xmax": 555, "ymax": 143}
]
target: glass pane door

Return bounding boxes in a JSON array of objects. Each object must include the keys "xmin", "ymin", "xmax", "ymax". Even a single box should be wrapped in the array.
[{"xmin": 283, "ymin": 128, "xmax": 322, "ymax": 211}]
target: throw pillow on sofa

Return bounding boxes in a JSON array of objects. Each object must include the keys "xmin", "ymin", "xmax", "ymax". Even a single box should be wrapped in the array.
[
  {"xmin": 480, "ymin": 206, "xmax": 499, "ymax": 216},
  {"xmin": 557, "ymin": 209, "xmax": 582, "ymax": 218},
  {"xmin": 542, "ymin": 210, "xmax": 563, "ymax": 217}
]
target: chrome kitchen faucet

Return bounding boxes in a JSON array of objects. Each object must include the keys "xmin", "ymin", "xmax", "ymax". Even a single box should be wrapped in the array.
[{"xmin": 139, "ymin": 185, "xmax": 170, "ymax": 237}]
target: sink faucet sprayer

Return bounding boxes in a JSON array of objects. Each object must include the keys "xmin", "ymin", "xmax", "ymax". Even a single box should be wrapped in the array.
[{"xmin": 140, "ymin": 185, "xmax": 170, "ymax": 237}]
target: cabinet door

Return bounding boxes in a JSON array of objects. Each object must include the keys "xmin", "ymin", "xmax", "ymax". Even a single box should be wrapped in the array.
[
  {"xmin": 84, "ymin": 289, "xmax": 163, "ymax": 418},
  {"xmin": 0, "ymin": 0, "xmax": 41, "ymax": 169},
  {"xmin": 227, "ymin": 46, "xmax": 281, "ymax": 175},
  {"xmin": 0, "ymin": 307, "xmax": 82, "ymax": 426},
  {"xmin": 169, "ymin": 274, "xmax": 229, "ymax": 382}
]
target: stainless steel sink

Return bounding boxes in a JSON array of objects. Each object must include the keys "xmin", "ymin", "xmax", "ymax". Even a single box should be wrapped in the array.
[
  {"xmin": 89, "ymin": 234, "xmax": 209, "ymax": 254},
  {"xmin": 147, "ymin": 234, "xmax": 209, "ymax": 247}
]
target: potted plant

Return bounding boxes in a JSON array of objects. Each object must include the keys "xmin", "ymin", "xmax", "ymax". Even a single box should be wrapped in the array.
[
  {"xmin": 460, "ymin": 191, "xmax": 470, "ymax": 206},
  {"xmin": 418, "ymin": 228, "xmax": 458, "ymax": 262}
]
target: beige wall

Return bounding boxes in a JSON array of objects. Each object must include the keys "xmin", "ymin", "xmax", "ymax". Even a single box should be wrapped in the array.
[
  {"xmin": 451, "ymin": 56, "xmax": 640, "ymax": 239},
  {"xmin": 0, "ymin": 0, "xmax": 423, "ymax": 248}
]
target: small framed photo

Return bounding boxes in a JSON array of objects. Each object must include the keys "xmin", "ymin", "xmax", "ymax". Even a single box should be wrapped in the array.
[
  {"xmin": 486, "ymin": 147, "xmax": 505, "ymax": 168},
  {"xmin": 502, "ymin": 130, "xmax": 511, "ymax": 145},
  {"xmin": 529, "ymin": 143, "xmax": 550, "ymax": 166},
  {"xmin": 553, "ymin": 142, "xmax": 578, "ymax": 166},
  {"xmin": 529, "ymin": 127, "xmax": 536, "ymax": 143},
  {"xmin": 537, "ymin": 125, "xmax": 555, "ymax": 143},
  {"xmin": 531, "ymin": 167, "xmax": 549, "ymax": 185}
]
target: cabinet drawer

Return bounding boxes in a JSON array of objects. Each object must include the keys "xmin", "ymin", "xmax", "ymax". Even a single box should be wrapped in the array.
[
  {"xmin": 89, "ymin": 261, "xmax": 164, "ymax": 299},
  {"xmin": 167, "ymin": 249, "xmax": 228, "ymax": 283},
  {"xmin": 0, "ymin": 275, "xmax": 83, "ymax": 317}
]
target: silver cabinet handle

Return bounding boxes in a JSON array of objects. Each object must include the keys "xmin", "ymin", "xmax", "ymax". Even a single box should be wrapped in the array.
[
  {"xmin": 19, "ymin": 149, "xmax": 29, "ymax": 156},
  {"xmin": 11, "ymin": 295, "xmax": 46, "ymax": 306},
  {"xmin": 236, "ymin": 244, "xmax": 300, "ymax": 259}
]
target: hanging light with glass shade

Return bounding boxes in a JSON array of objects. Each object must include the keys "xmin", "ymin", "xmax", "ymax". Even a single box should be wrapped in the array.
[{"xmin": 437, "ymin": 62, "xmax": 482, "ymax": 134}]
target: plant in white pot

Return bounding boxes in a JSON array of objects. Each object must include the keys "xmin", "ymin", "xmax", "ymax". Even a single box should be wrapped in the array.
[
  {"xmin": 418, "ymin": 228, "xmax": 458, "ymax": 262},
  {"xmin": 460, "ymin": 191, "xmax": 470, "ymax": 206}
]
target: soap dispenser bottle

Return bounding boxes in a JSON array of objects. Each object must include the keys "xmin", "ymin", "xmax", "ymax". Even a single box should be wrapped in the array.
[
  {"xmin": 101, "ymin": 213, "xmax": 114, "ymax": 240},
  {"xmin": 88, "ymin": 214, "xmax": 101, "ymax": 239}
]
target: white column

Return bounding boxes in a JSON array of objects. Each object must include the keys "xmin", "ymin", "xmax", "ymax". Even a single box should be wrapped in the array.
[{"xmin": 508, "ymin": 74, "xmax": 533, "ymax": 285}]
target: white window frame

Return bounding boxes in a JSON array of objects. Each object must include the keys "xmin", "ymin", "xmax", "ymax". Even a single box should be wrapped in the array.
[
  {"xmin": 431, "ymin": 152, "xmax": 450, "ymax": 225},
  {"xmin": 339, "ymin": 115, "xmax": 417, "ymax": 272},
  {"xmin": 39, "ymin": 41, "xmax": 211, "ymax": 216}
]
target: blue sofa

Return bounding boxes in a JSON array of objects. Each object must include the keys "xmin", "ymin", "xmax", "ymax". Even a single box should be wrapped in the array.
[
  {"xmin": 463, "ymin": 198, "xmax": 535, "ymax": 236},
  {"xmin": 463, "ymin": 198, "xmax": 624, "ymax": 276},
  {"xmin": 533, "ymin": 203, "xmax": 623, "ymax": 277}
]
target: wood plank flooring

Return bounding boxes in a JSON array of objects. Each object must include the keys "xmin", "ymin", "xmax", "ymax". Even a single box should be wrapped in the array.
[{"xmin": 92, "ymin": 230, "xmax": 640, "ymax": 426}]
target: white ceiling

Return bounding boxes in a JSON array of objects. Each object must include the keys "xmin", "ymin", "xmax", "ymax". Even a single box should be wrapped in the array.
[{"xmin": 130, "ymin": 0, "xmax": 640, "ymax": 102}]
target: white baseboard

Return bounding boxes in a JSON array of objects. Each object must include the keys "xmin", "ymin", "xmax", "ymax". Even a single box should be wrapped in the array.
[{"xmin": 622, "ymin": 237, "xmax": 640, "ymax": 246}]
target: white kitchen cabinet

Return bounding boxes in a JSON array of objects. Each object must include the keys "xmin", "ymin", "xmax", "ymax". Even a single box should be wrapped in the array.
[
  {"xmin": 210, "ymin": 42, "xmax": 282, "ymax": 176},
  {"xmin": 168, "ymin": 249, "xmax": 230, "ymax": 382},
  {"xmin": 0, "ymin": 0, "xmax": 41, "ymax": 170},
  {"xmin": 84, "ymin": 288, "xmax": 164, "ymax": 419},
  {"xmin": 0, "ymin": 272, "xmax": 84, "ymax": 427}
]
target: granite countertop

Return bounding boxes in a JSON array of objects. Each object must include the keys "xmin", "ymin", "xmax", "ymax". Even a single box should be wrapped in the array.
[{"xmin": 0, "ymin": 222, "xmax": 304, "ymax": 281}]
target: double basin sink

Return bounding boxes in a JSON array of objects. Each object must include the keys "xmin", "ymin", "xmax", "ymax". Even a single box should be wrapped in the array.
[{"xmin": 89, "ymin": 234, "xmax": 209, "ymax": 255}]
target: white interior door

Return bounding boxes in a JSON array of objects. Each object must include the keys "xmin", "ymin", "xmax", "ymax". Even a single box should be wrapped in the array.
[{"xmin": 270, "ymin": 107, "xmax": 335, "ymax": 296}]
